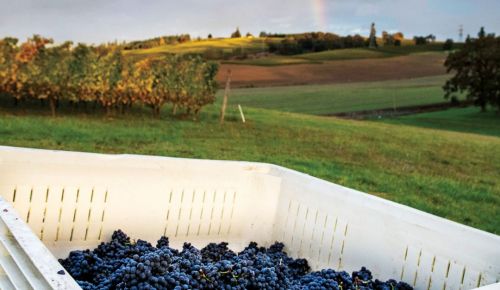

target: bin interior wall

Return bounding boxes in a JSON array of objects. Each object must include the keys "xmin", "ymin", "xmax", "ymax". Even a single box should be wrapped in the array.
[
  {"xmin": 0, "ymin": 148, "xmax": 283, "ymax": 258},
  {"xmin": 269, "ymin": 167, "xmax": 499, "ymax": 290}
]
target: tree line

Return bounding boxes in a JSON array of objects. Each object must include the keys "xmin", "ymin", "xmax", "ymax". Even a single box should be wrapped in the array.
[
  {"xmin": 266, "ymin": 32, "xmax": 367, "ymax": 55},
  {"xmin": 0, "ymin": 35, "xmax": 218, "ymax": 118},
  {"xmin": 123, "ymin": 34, "xmax": 191, "ymax": 50},
  {"xmin": 264, "ymin": 30, "xmax": 411, "ymax": 55}
]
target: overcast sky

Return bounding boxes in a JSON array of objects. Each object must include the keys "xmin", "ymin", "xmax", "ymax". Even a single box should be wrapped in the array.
[{"xmin": 1, "ymin": 0, "xmax": 499, "ymax": 44}]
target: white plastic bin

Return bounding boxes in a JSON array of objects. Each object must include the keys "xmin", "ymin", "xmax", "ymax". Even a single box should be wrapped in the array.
[{"xmin": 0, "ymin": 146, "xmax": 498, "ymax": 290}]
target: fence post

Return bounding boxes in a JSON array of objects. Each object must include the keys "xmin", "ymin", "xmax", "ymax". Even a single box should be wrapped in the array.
[
  {"xmin": 220, "ymin": 69, "xmax": 232, "ymax": 124},
  {"xmin": 238, "ymin": 104, "xmax": 246, "ymax": 123}
]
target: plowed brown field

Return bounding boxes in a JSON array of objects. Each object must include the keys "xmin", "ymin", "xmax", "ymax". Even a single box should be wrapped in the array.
[{"xmin": 217, "ymin": 53, "xmax": 447, "ymax": 88}]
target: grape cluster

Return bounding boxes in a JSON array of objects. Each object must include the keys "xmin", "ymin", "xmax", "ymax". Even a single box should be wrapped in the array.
[{"xmin": 59, "ymin": 230, "xmax": 413, "ymax": 290}]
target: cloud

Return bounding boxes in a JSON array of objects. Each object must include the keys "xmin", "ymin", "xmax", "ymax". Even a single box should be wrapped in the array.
[
  {"xmin": 354, "ymin": 3, "xmax": 381, "ymax": 17},
  {"xmin": 0, "ymin": 0, "xmax": 498, "ymax": 43}
]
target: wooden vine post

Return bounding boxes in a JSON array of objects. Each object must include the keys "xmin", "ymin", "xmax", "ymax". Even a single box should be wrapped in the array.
[{"xmin": 220, "ymin": 69, "xmax": 232, "ymax": 124}]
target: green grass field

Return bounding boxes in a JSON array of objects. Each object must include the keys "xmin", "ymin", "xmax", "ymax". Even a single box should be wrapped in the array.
[
  {"xmin": 219, "ymin": 75, "xmax": 457, "ymax": 114},
  {"xmin": 297, "ymin": 43, "xmax": 451, "ymax": 61},
  {"xmin": 379, "ymin": 107, "xmax": 500, "ymax": 137},
  {"xmin": 222, "ymin": 56, "xmax": 319, "ymax": 66},
  {"xmin": 0, "ymin": 104, "xmax": 498, "ymax": 234},
  {"xmin": 222, "ymin": 48, "xmax": 447, "ymax": 66},
  {"xmin": 297, "ymin": 48, "xmax": 391, "ymax": 61},
  {"xmin": 222, "ymin": 44, "xmax": 450, "ymax": 66},
  {"xmin": 221, "ymin": 47, "xmax": 399, "ymax": 66}
]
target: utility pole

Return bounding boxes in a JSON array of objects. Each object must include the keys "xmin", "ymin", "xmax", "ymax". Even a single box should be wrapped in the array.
[{"xmin": 220, "ymin": 70, "xmax": 232, "ymax": 124}]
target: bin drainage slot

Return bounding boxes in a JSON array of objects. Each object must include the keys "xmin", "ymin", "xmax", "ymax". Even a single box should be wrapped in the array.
[
  {"xmin": 460, "ymin": 267, "xmax": 466, "ymax": 285},
  {"xmin": 413, "ymin": 250, "xmax": 422, "ymax": 286},
  {"xmin": 298, "ymin": 207, "xmax": 310, "ymax": 254},
  {"xmin": 197, "ymin": 191, "xmax": 207, "ymax": 236},
  {"xmin": 290, "ymin": 204, "xmax": 301, "ymax": 245},
  {"xmin": 162, "ymin": 190, "xmax": 174, "ymax": 237},
  {"xmin": 55, "ymin": 188, "xmax": 65, "ymax": 241},
  {"xmin": 98, "ymin": 190, "xmax": 109, "ymax": 241},
  {"xmin": 217, "ymin": 191, "xmax": 226, "ymax": 235},
  {"xmin": 185, "ymin": 191, "xmax": 195, "ymax": 237},
  {"xmin": 26, "ymin": 188, "xmax": 34, "ymax": 223},
  {"xmin": 445, "ymin": 261, "xmax": 451, "ymax": 278},
  {"xmin": 207, "ymin": 191, "xmax": 217, "ymax": 236},
  {"xmin": 316, "ymin": 214, "xmax": 328, "ymax": 263},
  {"xmin": 175, "ymin": 190, "xmax": 184, "ymax": 238},
  {"xmin": 40, "ymin": 188, "xmax": 49, "ymax": 240},
  {"xmin": 341, "ymin": 224, "xmax": 348, "ymax": 261},
  {"xmin": 69, "ymin": 188, "xmax": 80, "ymax": 242},
  {"xmin": 226, "ymin": 191, "xmax": 237, "ymax": 235},
  {"xmin": 84, "ymin": 207, "xmax": 92, "ymax": 241},
  {"xmin": 327, "ymin": 217, "xmax": 338, "ymax": 266},
  {"xmin": 309, "ymin": 209, "xmax": 319, "ymax": 255},
  {"xmin": 400, "ymin": 246, "xmax": 409, "ymax": 280},
  {"xmin": 280, "ymin": 200, "xmax": 293, "ymax": 241},
  {"xmin": 11, "ymin": 188, "xmax": 17, "ymax": 203}
]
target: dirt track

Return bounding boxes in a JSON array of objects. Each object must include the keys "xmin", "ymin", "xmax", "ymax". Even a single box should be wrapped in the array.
[{"xmin": 217, "ymin": 54, "xmax": 447, "ymax": 88}]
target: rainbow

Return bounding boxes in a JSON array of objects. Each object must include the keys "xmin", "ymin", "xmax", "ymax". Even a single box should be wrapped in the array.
[{"xmin": 312, "ymin": 0, "xmax": 328, "ymax": 31}]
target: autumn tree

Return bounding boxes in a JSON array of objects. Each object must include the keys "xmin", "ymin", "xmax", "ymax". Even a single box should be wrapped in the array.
[
  {"xmin": 166, "ymin": 56, "xmax": 183, "ymax": 115},
  {"xmin": 444, "ymin": 27, "xmax": 500, "ymax": 112},
  {"xmin": 97, "ymin": 47, "xmax": 123, "ymax": 115},
  {"xmin": 115, "ymin": 57, "xmax": 137, "ymax": 114},
  {"xmin": 15, "ymin": 35, "xmax": 56, "ymax": 111},
  {"xmin": 0, "ymin": 37, "xmax": 19, "ymax": 99},
  {"xmin": 39, "ymin": 41, "xmax": 73, "ymax": 116},
  {"xmin": 10, "ymin": 36, "xmax": 50, "ymax": 106},
  {"xmin": 134, "ymin": 56, "xmax": 177, "ymax": 118},
  {"xmin": 382, "ymin": 31, "xmax": 394, "ymax": 46},
  {"xmin": 68, "ymin": 43, "xmax": 100, "ymax": 109},
  {"xmin": 393, "ymin": 32, "xmax": 404, "ymax": 42},
  {"xmin": 195, "ymin": 60, "xmax": 218, "ymax": 117},
  {"xmin": 133, "ymin": 58, "xmax": 155, "ymax": 116},
  {"xmin": 148, "ymin": 57, "xmax": 174, "ymax": 117}
]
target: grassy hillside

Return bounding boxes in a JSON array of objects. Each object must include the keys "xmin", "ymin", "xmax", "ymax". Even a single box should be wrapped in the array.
[
  {"xmin": 298, "ymin": 43, "xmax": 449, "ymax": 61},
  {"xmin": 0, "ymin": 105, "xmax": 498, "ymax": 234},
  {"xmin": 297, "ymin": 48, "xmax": 391, "ymax": 61},
  {"xmin": 379, "ymin": 107, "xmax": 500, "ymax": 137},
  {"xmin": 221, "ymin": 48, "xmax": 392, "ymax": 66},
  {"xmin": 125, "ymin": 37, "xmax": 277, "ymax": 56},
  {"xmin": 222, "ymin": 56, "xmax": 318, "ymax": 66},
  {"xmin": 222, "ymin": 43, "xmax": 452, "ymax": 66},
  {"xmin": 219, "ymin": 75, "xmax": 456, "ymax": 115},
  {"xmin": 125, "ymin": 37, "xmax": 452, "ymax": 66}
]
